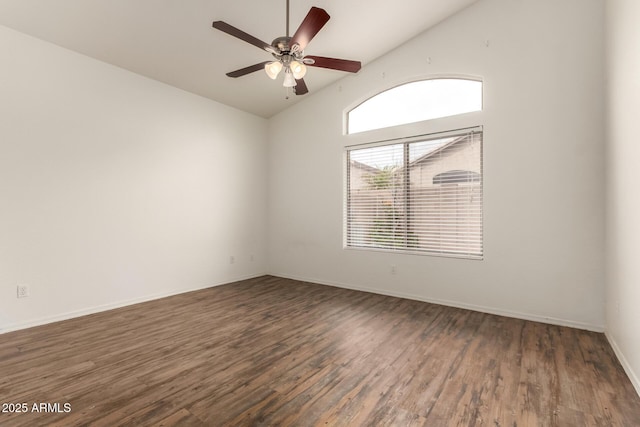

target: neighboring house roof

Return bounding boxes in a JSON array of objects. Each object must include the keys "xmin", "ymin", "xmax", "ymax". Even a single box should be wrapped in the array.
[
  {"xmin": 408, "ymin": 135, "xmax": 467, "ymax": 167},
  {"xmin": 350, "ymin": 133, "xmax": 475, "ymax": 183},
  {"xmin": 351, "ymin": 134, "xmax": 468, "ymax": 174},
  {"xmin": 349, "ymin": 159, "xmax": 380, "ymax": 174}
]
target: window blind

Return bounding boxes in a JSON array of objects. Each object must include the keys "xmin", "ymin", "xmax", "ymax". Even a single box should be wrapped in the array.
[{"xmin": 346, "ymin": 129, "xmax": 483, "ymax": 259}]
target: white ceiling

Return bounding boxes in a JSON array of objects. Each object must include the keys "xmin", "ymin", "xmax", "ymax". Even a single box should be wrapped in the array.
[{"xmin": 0, "ymin": 0, "xmax": 478, "ymax": 117}]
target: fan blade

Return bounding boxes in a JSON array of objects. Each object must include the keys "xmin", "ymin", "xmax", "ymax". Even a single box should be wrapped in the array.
[
  {"xmin": 226, "ymin": 61, "xmax": 270, "ymax": 78},
  {"xmin": 305, "ymin": 56, "xmax": 361, "ymax": 73},
  {"xmin": 289, "ymin": 7, "xmax": 330, "ymax": 52},
  {"xmin": 212, "ymin": 21, "xmax": 278, "ymax": 54},
  {"xmin": 294, "ymin": 78, "xmax": 309, "ymax": 95}
]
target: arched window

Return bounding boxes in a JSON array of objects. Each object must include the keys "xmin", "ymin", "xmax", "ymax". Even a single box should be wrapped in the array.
[
  {"xmin": 345, "ymin": 77, "xmax": 483, "ymax": 259},
  {"xmin": 347, "ymin": 78, "xmax": 482, "ymax": 134}
]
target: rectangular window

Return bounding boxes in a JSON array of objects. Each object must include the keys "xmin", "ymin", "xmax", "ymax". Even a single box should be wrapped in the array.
[{"xmin": 345, "ymin": 128, "xmax": 483, "ymax": 259}]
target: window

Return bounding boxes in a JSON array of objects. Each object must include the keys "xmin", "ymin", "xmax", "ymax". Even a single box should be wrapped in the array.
[
  {"xmin": 345, "ymin": 129, "xmax": 483, "ymax": 258},
  {"xmin": 347, "ymin": 78, "xmax": 482, "ymax": 134}
]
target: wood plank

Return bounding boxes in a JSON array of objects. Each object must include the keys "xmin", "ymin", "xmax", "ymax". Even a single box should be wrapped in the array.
[{"xmin": 0, "ymin": 276, "xmax": 638, "ymax": 426}]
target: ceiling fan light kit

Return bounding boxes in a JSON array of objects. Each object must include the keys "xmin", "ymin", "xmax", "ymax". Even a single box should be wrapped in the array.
[
  {"xmin": 289, "ymin": 61, "xmax": 307, "ymax": 79},
  {"xmin": 212, "ymin": 0, "xmax": 361, "ymax": 96},
  {"xmin": 265, "ymin": 53, "xmax": 307, "ymax": 84},
  {"xmin": 265, "ymin": 61, "xmax": 283, "ymax": 79},
  {"xmin": 282, "ymin": 69, "xmax": 297, "ymax": 87}
]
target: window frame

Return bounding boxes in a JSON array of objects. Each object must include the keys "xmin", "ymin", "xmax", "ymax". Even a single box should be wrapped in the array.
[
  {"xmin": 343, "ymin": 75, "xmax": 484, "ymax": 260},
  {"xmin": 344, "ymin": 127, "xmax": 483, "ymax": 259}
]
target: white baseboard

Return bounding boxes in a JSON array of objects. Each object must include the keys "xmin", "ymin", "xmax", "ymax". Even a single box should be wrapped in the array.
[
  {"xmin": 270, "ymin": 272, "xmax": 606, "ymax": 333},
  {"xmin": 2, "ymin": 270, "xmax": 606, "ymax": 336},
  {"xmin": 605, "ymin": 332, "xmax": 640, "ymax": 398},
  {"xmin": 0, "ymin": 273, "xmax": 265, "ymax": 335}
]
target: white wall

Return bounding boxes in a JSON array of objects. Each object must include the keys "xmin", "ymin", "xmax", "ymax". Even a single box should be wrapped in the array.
[
  {"xmin": 0, "ymin": 25, "xmax": 268, "ymax": 332},
  {"xmin": 605, "ymin": 0, "xmax": 640, "ymax": 395},
  {"xmin": 268, "ymin": 0, "xmax": 606, "ymax": 330}
]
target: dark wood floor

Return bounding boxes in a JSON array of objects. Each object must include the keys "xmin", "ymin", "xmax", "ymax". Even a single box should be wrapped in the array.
[{"xmin": 1, "ymin": 276, "xmax": 639, "ymax": 426}]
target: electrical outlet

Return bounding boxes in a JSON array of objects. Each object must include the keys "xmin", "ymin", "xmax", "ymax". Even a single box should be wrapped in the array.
[
  {"xmin": 390, "ymin": 265, "xmax": 397, "ymax": 275},
  {"xmin": 17, "ymin": 284, "xmax": 29, "ymax": 298},
  {"xmin": 250, "ymin": 254, "xmax": 254, "ymax": 262},
  {"xmin": 230, "ymin": 256, "xmax": 235, "ymax": 265}
]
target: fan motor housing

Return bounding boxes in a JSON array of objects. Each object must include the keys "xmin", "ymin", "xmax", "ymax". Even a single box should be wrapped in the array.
[{"xmin": 272, "ymin": 36, "xmax": 292, "ymax": 53}]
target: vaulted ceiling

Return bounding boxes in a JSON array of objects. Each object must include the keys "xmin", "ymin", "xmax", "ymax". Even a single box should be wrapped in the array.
[{"xmin": 0, "ymin": 0, "xmax": 479, "ymax": 117}]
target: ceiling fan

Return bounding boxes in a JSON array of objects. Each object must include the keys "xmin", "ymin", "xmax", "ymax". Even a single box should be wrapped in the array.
[{"xmin": 212, "ymin": 0, "xmax": 362, "ymax": 95}]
